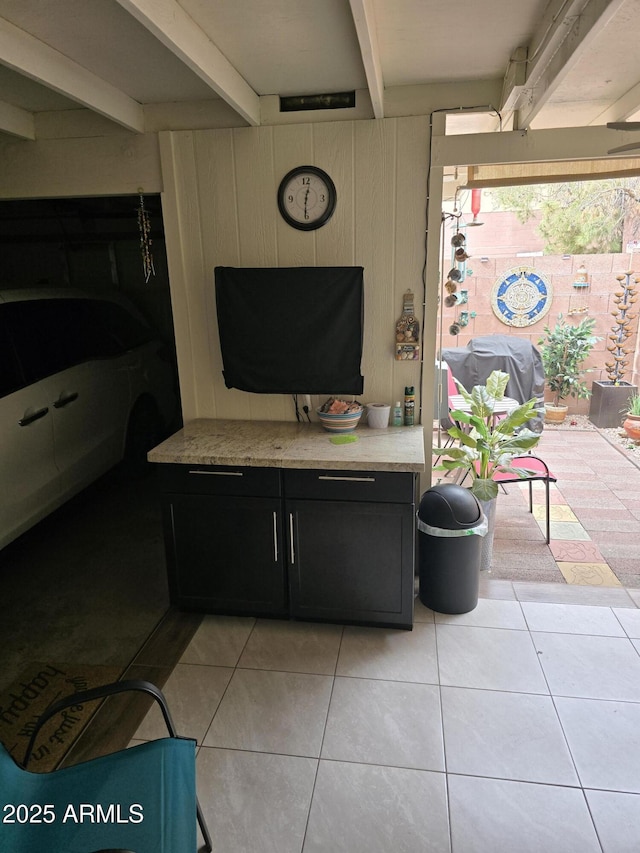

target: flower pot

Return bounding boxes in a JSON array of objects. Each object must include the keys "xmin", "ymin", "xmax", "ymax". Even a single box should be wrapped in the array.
[
  {"xmin": 623, "ymin": 414, "xmax": 640, "ymax": 442},
  {"xmin": 544, "ymin": 403, "xmax": 568, "ymax": 424},
  {"xmin": 478, "ymin": 496, "xmax": 497, "ymax": 572},
  {"xmin": 589, "ymin": 381, "xmax": 638, "ymax": 429}
]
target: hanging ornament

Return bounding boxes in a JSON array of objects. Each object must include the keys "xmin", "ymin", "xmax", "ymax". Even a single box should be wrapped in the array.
[
  {"xmin": 394, "ymin": 290, "xmax": 420, "ymax": 360},
  {"xmin": 137, "ymin": 190, "xmax": 155, "ymax": 283}
]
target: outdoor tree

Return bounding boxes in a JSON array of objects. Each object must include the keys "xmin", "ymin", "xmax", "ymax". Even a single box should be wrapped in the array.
[{"xmin": 489, "ymin": 178, "xmax": 640, "ymax": 254}]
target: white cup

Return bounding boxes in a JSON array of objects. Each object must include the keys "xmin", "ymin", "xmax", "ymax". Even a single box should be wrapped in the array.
[{"xmin": 366, "ymin": 403, "xmax": 391, "ymax": 428}]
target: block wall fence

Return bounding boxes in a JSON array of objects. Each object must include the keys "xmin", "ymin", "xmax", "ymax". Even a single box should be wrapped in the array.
[{"xmin": 438, "ymin": 212, "xmax": 640, "ymax": 414}]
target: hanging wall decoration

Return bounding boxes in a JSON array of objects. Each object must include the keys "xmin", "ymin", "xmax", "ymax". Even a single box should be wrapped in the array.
[
  {"xmin": 395, "ymin": 290, "xmax": 420, "ymax": 360},
  {"xmin": 491, "ymin": 266, "xmax": 552, "ymax": 327},
  {"xmin": 137, "ymin": 191, "xmax": 155, "ymax": 283}
]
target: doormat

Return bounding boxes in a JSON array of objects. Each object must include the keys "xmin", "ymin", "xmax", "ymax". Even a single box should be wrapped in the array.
[{"xmin": 0, "ymin": 663, "xmax": 122, "ymax": 772}]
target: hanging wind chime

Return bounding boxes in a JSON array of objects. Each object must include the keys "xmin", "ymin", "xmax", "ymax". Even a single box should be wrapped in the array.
[{"xmin": 137, "ymin": 191, "xmax": 155, "ymax": 283}]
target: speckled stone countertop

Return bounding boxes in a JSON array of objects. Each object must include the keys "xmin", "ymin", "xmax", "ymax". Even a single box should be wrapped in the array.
[{"xmin": 148, "ymin": 418, "xmax": 425, "ymax": 473}]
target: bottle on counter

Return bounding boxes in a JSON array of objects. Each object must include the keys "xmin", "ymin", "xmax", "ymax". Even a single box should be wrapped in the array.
[
  {"xmin": 404, "ymin": 386, "xmax": 415, "ymax": 426},
  {"xmin": 392, "ymin": 401, "xmax": 403, "ymax": 426}
]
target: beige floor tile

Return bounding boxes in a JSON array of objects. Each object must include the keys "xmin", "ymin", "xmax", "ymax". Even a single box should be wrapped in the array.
[
  {"xmin": 532, "ymin": 632, "xmax": 640, "ymax": 701},
  {"xmin": 433, "ymin": 598, "xmax": 527, "ymax": 630},
  {"xmin": 556, "ymin": 697, "xmax": 640, "ymax": 792},
  {"xmin": 133, "ymin": 662, "xmax": 233, "ymax": 743},
  {"xmin": 544, "ymin": 520, "xmax": 591, "ymax": 540},
  {"xmin": 197, "ymin": 747, "xmax": 317, "ymax": 853},
  {"xmin": 336, "ymin": 622, "xmax": 438, "ymax": 683},
  {"xmin": 533, "ymin": 504, "xmax": 578, "ymax": 522},
  {"xmin": 521, "ymin": 601, "xmax": 626, "ymax": 635},
  {"xmin": 449, "ymin": 775, "xmax": 601, "ymax": 853},
  {"xmin": 436, "ymin": 625, "xmax": 549, "ymax": 694},
  {"xmin": 558, "ymin": 562, "xmax": 622, "ymax": 587},
  {"xmin": 238, "ymin": 619, "xmax": 343, "ymax": 674},
  {"xmin": 179, "ymin": 614, "xmax": 255, "ymax": 666},
  {"xmin": 441, "ymin": 686, "xmax": 579, "ymax": 785},
  {"xmin": 304, "ymin": 761, "xmax": 450, "ymax": 853},
  {"xmin": 321, "ymin": 677, "xmax": 444, "ymax": 771},
  {"xmin": 586, "ymin": 790, "xmax": 640, "ymax": 853},
  {"xmin": 203, "ymin": 668, "xmax": 333, "ymax": 757}
]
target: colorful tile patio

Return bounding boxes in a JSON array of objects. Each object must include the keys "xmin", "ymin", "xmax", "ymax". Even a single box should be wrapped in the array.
[{"xmin": 434, "ymin": 427, "xmax": 640, "ymax": 589}]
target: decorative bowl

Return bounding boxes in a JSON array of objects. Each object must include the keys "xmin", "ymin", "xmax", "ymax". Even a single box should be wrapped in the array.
[{"xmin": 316, "ymin": 406, "xmax": 363, "ymax": 433}]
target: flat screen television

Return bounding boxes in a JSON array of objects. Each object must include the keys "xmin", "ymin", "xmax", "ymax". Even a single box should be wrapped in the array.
[{"xmin": 215, "ymin": 266, "xmax": 364, "ymax": 395}]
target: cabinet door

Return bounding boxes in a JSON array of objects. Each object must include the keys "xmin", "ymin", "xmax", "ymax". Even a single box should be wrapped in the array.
[
  {"xmin": 287, "ymin": 499, "xmax": 414, "ymax": 629},
  {"xmin": 164, "ymin": 493, "xmax": 286, "ymax": 616}
]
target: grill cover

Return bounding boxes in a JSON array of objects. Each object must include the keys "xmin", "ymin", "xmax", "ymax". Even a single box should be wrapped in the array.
[{"xmin": 441, "ymin": 335, "xmax": 544, "ymax": 432}]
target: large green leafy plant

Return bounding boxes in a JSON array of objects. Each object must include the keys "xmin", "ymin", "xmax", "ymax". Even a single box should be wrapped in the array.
[
  {"xmin": 538, "ymin": 315, "xmax": 598, "ymax": 407},
  {"xmin": 433, "ymin": 370, "xmax": 542, "ymax": 501}
]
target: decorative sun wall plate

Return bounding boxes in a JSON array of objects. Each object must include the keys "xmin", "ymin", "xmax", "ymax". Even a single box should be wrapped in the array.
[{"xmin": 491, "ymin": 266, "xmax": 553, "ymax": 327}]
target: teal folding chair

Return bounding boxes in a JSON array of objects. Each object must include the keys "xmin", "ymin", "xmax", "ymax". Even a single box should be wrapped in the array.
[{"xmin": 0, "ymin": 680, "xmax": 212, "ymax": 853}]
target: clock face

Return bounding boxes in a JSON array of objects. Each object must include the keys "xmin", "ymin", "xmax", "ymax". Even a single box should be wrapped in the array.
[
  {"xmin": 491, "ymin": 266, "xmax": 553, "ymax": 327},
  {"xmin": 277, "ymin": 166, "xmax": 336, "ymax": 231}
]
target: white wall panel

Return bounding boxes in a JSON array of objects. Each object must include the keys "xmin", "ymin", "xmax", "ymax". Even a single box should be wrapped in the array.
[{"xmin": 160, "ymin": 117, "xmax": 428, "ymax": 424}]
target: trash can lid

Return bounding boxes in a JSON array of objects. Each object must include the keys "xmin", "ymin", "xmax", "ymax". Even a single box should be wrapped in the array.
[{"xmin": 418, "ymin": 484, "xmax": 482, "ymax": 530}]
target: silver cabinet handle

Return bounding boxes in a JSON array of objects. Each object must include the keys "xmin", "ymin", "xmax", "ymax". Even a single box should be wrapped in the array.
[
  {"xmin": 273, "ymin": 511, "xmax": 278, "ymax": 563},
  {"xmin": 289, "ymin": 512, "xmax": 295, "ymax": 564},
  {"xmin": 188, "ymin": 470, "xmax": 243, "ymax": 476},
  {"xmin": 318, "ymin": 475, "xmax": 375, "ymax": 483}
]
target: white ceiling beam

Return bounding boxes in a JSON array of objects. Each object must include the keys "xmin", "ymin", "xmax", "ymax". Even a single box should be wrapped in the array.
[
  {"xmin": 501, "ymin": 0, "xmax": 627, "ymax": 130},
  {"xmin": 0, "ymin": 98, "xmax": 35, "ymax": 139},
  {"xmin": 349, "ymin": 0, "xmax": 384, "ymax": 119},
  {"xmin": 115, "ymin": 0, "xmax": 261, "ymax": 127},
  {"xmin": 591, "ymin": 80, "xmax": 640, "ymax": 126},
  {"xmin": 0, "ymin": 16, "xmax": 144, "ymax": 133}
]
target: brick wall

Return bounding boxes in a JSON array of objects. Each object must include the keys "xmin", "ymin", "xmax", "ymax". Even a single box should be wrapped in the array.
[{"xmin": 439, "ymin": 212, "xmax": 640, "ymax": 413}]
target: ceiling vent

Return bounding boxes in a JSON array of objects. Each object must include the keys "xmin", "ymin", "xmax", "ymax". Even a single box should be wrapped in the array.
[{"xmin": 279, "ymin": 92, "xmax": 356, "ymax": 112}]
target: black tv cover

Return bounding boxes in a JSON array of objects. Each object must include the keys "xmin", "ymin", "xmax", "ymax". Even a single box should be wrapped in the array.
[{"xmin": 215, "ymin": 266, "xmax": 364, "ymax": 395}]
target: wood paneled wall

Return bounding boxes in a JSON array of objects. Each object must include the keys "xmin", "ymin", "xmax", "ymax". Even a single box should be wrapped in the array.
[{"xmin": 159, "ymin": 117, "xmax": 430, "ymax": 423}]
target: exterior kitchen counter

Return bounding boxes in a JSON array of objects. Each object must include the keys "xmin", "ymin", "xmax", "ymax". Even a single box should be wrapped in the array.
[
  {"xmin": 148, "ymin": 418, "xmax": 425, "ymax": 472},
  {"xmin": 149, "ymin": 418, "xmax": 424, "ymax": 629}
]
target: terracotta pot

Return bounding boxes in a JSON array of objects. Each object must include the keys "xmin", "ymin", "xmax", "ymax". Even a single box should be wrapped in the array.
[
  {"xmin": 545, "ymin": 404, "xmax": 568, "ymax": 424},
  {"xmin": 623, "ymin": 413, "xmax": 640, "ymax": 441}
]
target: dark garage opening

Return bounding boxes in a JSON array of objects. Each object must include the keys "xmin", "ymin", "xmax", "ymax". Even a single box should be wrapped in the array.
[{"xmin": 0, "ymin": 196, "xmax": 192, "ymax": 759}]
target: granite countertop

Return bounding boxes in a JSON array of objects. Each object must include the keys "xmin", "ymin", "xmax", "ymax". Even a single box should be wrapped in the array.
[{"xmin": 148, "ymin": 418, "xmax": 425, "ymax": 473}]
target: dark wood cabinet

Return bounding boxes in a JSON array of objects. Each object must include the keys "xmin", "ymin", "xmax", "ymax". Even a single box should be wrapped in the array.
[
  {"xmin": 284, "ymin": 469, "xmax": 416, "ymax": 629},
  {"xmin": 156, "ymin": 463, "xmax": 417, "ymax": 628},
  {"xmin": 158, "ymin": 464, "xmax": 287, "ymax": 617}
]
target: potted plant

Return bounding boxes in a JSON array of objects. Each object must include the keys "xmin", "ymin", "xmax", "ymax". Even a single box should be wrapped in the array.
[
  {"xmin": 623, "ymin": 391, "xmax": 640, "ymax": 441},
  {"xmin": 590, "ymin": 271, "xmax": 638, "ymax": 428},
  {"xmin": 433, "ymin": 370, "xmax": 542, "ymax": 501},
  {"xmin": 433, "ymin": 370, "xmax": 543, "ymax": 569},
  {"xmin": 538, "ymin": 314, "xmax": 599, "ymax": 423}
]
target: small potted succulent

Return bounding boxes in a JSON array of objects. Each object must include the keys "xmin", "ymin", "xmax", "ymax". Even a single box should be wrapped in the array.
[
  {"xmin": 538, "ymin": 314, "xmax": 599, "ymax": 423},
  {"xmin": 623, "ymin": 392, "xmax": 640, "ymax": 441}
]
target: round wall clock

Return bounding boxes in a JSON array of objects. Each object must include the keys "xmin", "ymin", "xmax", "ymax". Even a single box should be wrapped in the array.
[
  {"xmin": 277, "ymin": 166, "xmax": 336, "ymax": 231},
  {"xmin": 491, "ymin": 266, "xmax": 553, "ymax": 327}
]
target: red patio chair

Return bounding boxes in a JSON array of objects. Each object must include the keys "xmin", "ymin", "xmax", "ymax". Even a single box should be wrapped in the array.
[{"xmin": 472, "ymin": 455, "xmax": 557, "ymax": 544}]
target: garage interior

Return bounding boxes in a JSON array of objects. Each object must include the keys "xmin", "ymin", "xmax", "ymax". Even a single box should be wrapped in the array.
[{"xmin": 3, "ymin": 2, "xmax": 640, "ymax": 848}]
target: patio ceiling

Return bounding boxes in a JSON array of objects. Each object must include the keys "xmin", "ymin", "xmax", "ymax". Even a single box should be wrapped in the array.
[{"xmin": 1, "ymin": 0, "xmax": 640, "ymax": 143}]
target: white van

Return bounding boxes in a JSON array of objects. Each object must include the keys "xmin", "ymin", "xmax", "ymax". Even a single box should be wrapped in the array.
[{"xmin": 0, "ymin": 288, "xmax": 178, "ymax": 550}]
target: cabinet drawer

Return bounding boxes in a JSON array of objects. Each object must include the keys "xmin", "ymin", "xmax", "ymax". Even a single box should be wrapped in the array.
[
  {"xmin": 157, "ymin": 463, "xmax": 281, "ymax": 497},
  {"xmin": 283, "ymin": 468, "xmax": 415, "ymax": 503}
]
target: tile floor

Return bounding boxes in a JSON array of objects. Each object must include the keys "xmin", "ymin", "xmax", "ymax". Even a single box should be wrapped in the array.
[{"xmin": 133, "ymin": 580, "xmax": 640, "ymax": 853}]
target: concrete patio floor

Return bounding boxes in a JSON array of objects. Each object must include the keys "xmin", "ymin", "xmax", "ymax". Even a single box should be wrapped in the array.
[{"xmin": 434, "ymin": 427, "xmax": 640, "ymax": 591}]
